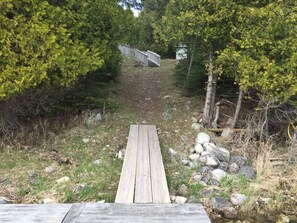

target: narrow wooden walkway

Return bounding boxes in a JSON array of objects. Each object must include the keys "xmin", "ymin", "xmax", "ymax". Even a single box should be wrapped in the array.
[
  {"xmin": 0, "ymin": 203, "xmax": 211, "ymax": 222},
  {"xmin": 115, "ymin": 125, "xmax": 170, "ymax": 203},
  {"xmin": 0, "ymin": 125, "xmax": 212, "ymax": 223}
]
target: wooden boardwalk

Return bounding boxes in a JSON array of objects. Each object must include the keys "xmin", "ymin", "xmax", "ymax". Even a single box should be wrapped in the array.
[
  {"xmin": 0, "ymin": 125, "xmax": 212, "ymax": 223},
  {"xmin": 115, "ymin": 125, "xmax": 170, "ymax": 203},
  {"xmin": 0, "ymin": 203, "xmax": 211, "ymax": 222}
]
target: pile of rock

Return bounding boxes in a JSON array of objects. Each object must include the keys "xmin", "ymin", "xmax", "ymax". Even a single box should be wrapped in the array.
[{"xmin": 175, "ymin": 131, "xmax": 256, "ymax": 218}]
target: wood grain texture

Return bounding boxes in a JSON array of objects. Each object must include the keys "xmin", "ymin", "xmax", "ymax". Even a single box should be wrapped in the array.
[
  {"xmin": 134, "ymin": 125, "xmax": 153, "ymax": 203},
  {"xmin": 115, "ymin": 125, "xmax": 139, "ymax": 203},
  {"xmin": 62, "ymin": 203, "xmax": 86, "ymax": 223},
  {"xmin": 75, "ymin": 203, "xmax": 212, "ymax": 223},
  {"xmin": 0, "ymin": 204, "xmax": 71, "ymax": 223},
  {"xmin": 147, "ymin": 125, "xmax": 170, "ymax": 203}
]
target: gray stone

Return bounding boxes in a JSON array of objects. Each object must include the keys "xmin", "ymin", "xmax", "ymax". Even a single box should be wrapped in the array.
[
  {"xmin": 196, "ymin": 132, "xmax": 210, "ymax": 144},
  {"xmin": 209, "ymin": 179, "xmax": 220, "ymax": 186},
  {"xmin": 231, "ymin": 156, "xmax": 247, "ymax": 168},
  {"xmin": 0, "ymin": 197, "xmax": 12, "ymax": 204},
  {"xmin": 74, "ymin": 184, "xmax": 88, "ymax": 193},
  {"xmin": 45, "ymin": 165, "xmax": 55, "ymax": 174},
  {"xmin": 223, "ymin": 207, "xmax": 238, "ymax": 219},
  {"xmin": 201, "ymin": 176, "xmax": 210, "ymax": 184},
  {"xmin": 57, "ymin": 176, "xmax": 70, "ymax": 184},
  {"xmin": 203, "ymin": 142, "xmax": 216, "ymax": 152},
  {"xmin": 231, "ymin": 193, "xmax": 247, "ymax": 206},
  {"xmin": 181, "ymin": 135, "xmax": 188, "ymax": 142},
  {"xmin": 238, "ymin": 165, "xmax": 256, "ymax": 179},
  {"xmin": 175, "ymin": 196, "xmax": 187, "ymax": 204},
  {"xmin": 219, "ymin": 162, "xmax": 229, "ymax": 172},
  {"xmin": 182, "ymin": 159, "xmax": 190, "ymax": 166},
  {"xmin": 185, "ymin": 101, "xmax": 192, "ymax": 110},
  {"xmin": 191, "ymin": 117, "xmax": 198, "ymax": 123},
  {"xmin": 192, "ymin": 174, "xmax": 202, "ymax": 182},
  {"xmin": 194, "ymin": 144, "xmax": 204, "ymax": 154},
  {"xmin": 210, "ymin": 197, "xmax": 232, "ymax": 212},
  {"xmin": 43, "ymin": 198, "xmax": 56, "ymax": 204},
  {"xmin": 200, "ymin": 189, "xmax": 213, "ymax": 198},
  {"xmin": 211, "ymin": 169, "xmax": 227, "ymax": 182},
  {"xmin": 168, "ymin": 148, "xmax": 178, "ymax": 157},
  {"xmin": 82, "ymin": 137, "xmax": 90, "ymax": 143},
  {"xmin": 199, "ymin": 166, "xmax": 214, "ymax": 175},
  {"xmin": 95, "ymin": 114, "xmax": 102, "ymax": 123},
  {"xmin": 229, "ymin": 163, "xmax": 240, "ymax": 173},
  {"xmin": 118, "ymin": 149, "xmax": 126, "ymax": 159},
  {"xmin": 199, "ymin": 181, "xmax": 208, "ymax": 187},
  {"xmin": 28, "ymin": 170, "xmax": 37, "ymax": 178},
  {"xmin": 178, "ymin": 184, "xmax": 188, "ymax": 196},
  {"xmin": 93, "ymin": 160, "xmax": 101, "ymax": 165},
  {"xmin": 191, "ymin": 123, "xmax": 202, "ymax": 131},
  {"xmin": 201, "ymin": 151, "xmax": 211, "ymax": 156},
  {"xmin": 189, "ymin": 154, "xmax": 200, "ymax": 162},
  {"xmin": 212, "ymin": 147, "xmax": 230, "ymax": 162},
  {"xmin": 205, "ymin": 156, "xmax": 219, "ymax": 167},
  {"xmin": 188, "ymin": 162, "xmax": 197, "ymax": 169}
]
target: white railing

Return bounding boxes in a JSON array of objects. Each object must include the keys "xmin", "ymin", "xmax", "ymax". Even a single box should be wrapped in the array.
[
  {"xmin": 119, "ymin": 45, "xmax": 160, "ymax": 67},
  {"xmin": 147, "ymin": 50, "xmax": 160, "ymax": 67}
]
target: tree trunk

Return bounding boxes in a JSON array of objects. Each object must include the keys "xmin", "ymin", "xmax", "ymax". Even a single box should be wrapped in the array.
[
  {"xmin": 230, "ymin": 88, "xmax": 244, "ymax": 129},
  {"xmin": 202, "ymin": 51, "xmax": 215, "ymax": 127},
  {"xmin": 187, "ymin": 42, "xmax": 196, "ymax": 82}
]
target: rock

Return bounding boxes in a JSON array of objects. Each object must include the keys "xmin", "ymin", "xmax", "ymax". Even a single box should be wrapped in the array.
[
  {"xmin": 28, "ymin": 170, "xmax": 37, "ymax": 178},
  {"xmin": 0, "ymin": 197, "xmax": 12, "ymax": 204},
  {"xmin": 210, "ymin": 197, "xmax": 232, "ymax": 212},
  {"xmin": 57, "ymin": 176, "xmax": 70, "ymax": 184},
  {"xmin": 229, "ymin": 163, "xmax": 240, "ymax": 173},
  {"xmin": 205, "ymin": 156, "xmax": 219, "ymax": 167},
  {"xmin": 74, "ymin": 184, "xmax": 88, "ymax": 193},
  {"xmin": 43, "ymin": 198, "xmax": 56, "ymax": 204},
  {"xmin": 192, "ymin": 174, "xmax": 202, "ymax": 182},
  {"xmin": 219, "ymin": 162, "xmax": 229, "ymax": 171},
  {"xmin": 169, "ymin": 148, "xmax": 178, "ymax": 157},
  {"xmin": 162, "ymin": 112, "xmax": 172, "ymax": 120},
  {"xmin": 93, "ymin": 160, "xmax": 101, "ymax": 165},
  {"xmin": 211, "ymin": 169, "xmax": 227, "ymax": 182},
  {"xmin": 238, "ymin": 165, "xmax": 256, "ymax": 179},
  {"xmin": 212, "ymin": 147, "xmax": 230, "ymax": 162},
  {"xmin": 196, "ymin": 132, "xmax": 210, "ymax": 144},
  {"xmin": 194, "ymin": 144, "xmax": 204, "ymax": 154},
  {"xmin": 82, "ymin": 137, "xmax": 90, "ymax": 143},
  {"xmin": 209, "ymin": 179, "xmax": 220, "ymax": 186},
  {"xmin": 175, "ymin": 196, "xmax": 187, "ymax": 204},
  {"xmin": 199, "ymin": 181, "xmax": 208, "ymax": 187},
  {"xmin": 189, "ymin": 154, "xmax": 200, "ymax": 162},
  {"xmin": 45, "ymin": 165, "xmax": 55, "ymax": 174},
  {"xmin": 224, "ymin": 207, "xmax": 238, "ymax": 219},
  {"xmin": 178, "ymin": 184, "xmax": 188, "ymax": 196},
  {"xmin": 231, "ymin": 156, "xmax": 247, "ymax": 168},
  {"xmin": 203, "ymin": 142, "xmax": 216, "ymax": 152},
  {"xmin": 181, "ymin": 135, "xmax": 188, "ymax": 142},
  {"xmin": 200, "ymin": 189, "xmax": 213, "ymax": 198},
  {"xmin": 118, "ymin": 149, "xmax": 126, "ymax": 159},
  {"xmin": 94, "ymin": 114, "xmax": 102, "ymax": 123},
  {"xmin": 97, "ymin": 200, "xmax": 105, "ymax": 203},
  {"xmin": 201, "ymin": 176, "xmax": 210, "ymax": 184},
  {"xmin": 188, "ymin": 162, "xmax": 197, "ymax": 169},
  {"xmin": 201, "ymin": 151, "xmax": 212, "ymax": 157},
  {"xmin": 182, "ymin": 159, "xmax": 190, "ymax": 166},
  {"xmin": 191, "ymin": 123, "xmax": 202, "ymax": 131},
  {"xmin": 185, "ymin": 101, "xmax": 191, "ymax": 110},
  {"xmin": 231, "ymin": 193, "xmax": 247, "ymax": 206},
  {"xmin": 191, "ymin": 117, "xmax": 198, "ymax": 123},
  {"xmin": 170, "ymin": 196, "xmax": 176, "ymax": 202},
  {"xmin": 199, "ymin": 166, "xmax": 214, "ymax": 175}
]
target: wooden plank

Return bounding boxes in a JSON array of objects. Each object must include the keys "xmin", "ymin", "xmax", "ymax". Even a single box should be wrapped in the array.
[
  {"xmin": 134, "ymin": 125, "xmax": 152, "ymax": 203},
  {"xmin": 115, "ymin": 125, "xmax": 139, "ymax": 203},
  {"xmin": 62, "ymin": 203, "xmax": 86, "ymax": 223},
  {"xmin": 0, "ymin": 204, "xmax": 72, "ymax": 223},
  {"xmin": 75, "ymin": 203, "xmax": 212, "ymax": 223},
  {"xmin": 148, "ymin": 125, "xmax": 170, "ymax": 203}
]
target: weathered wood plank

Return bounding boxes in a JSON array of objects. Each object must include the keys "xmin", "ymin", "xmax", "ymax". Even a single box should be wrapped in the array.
[
  {"xmin": 75, "ymin": 203, "xmax": 212, "ymax": 223},
  {"xmin": 134, "ymin": 125, "xmax": 152, "ymax": 203},
  {"xmin": 115, "ymin": 125, "xmax": 139, "ymax": 203},
  {"xmin": 62, "ymin": 203, "xmax": 86, "ymax": 223},
  {"xmin": 148, "ymin": 125, "xmax": 170, "ymax": 203},
  {"xmin": 0, "ymin": 204, "xmax": 71, "ymax": 223}
]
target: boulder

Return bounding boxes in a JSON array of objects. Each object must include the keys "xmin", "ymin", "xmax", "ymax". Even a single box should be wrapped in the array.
[
  {"xmin": 231, "ymin": 156, "xmax": 247, "ymax": 168},
  {"xmin": 196, "ymin": 132, "xmax": 210, "ymax": 144},
  {"xmin": 203, "ymin": 142, "xmax": 216, "ymax": 152},
  {"xmin": 192, "ymin": 174, "xmax": 202, "ymax": 182},
  {"xmin": 175, "ymin": 196, "xmax": 187, "ymax": 204},
  {"xmin": 238, "ymin": 165, "xmax": 256, "ymax": 179},
  {"xmin": 210, "ymin": 197, "xmax": 232, "ymax": 212},
  {"xmin": 205, "ymin": 156, "xmax": 219, "ymax": 167},
  {"xmin": 223, "ymin": 207, "xmax": 238, "ymax": 219},
  {"xmin": 211, "ymin": 169, "xmax": 227, "ymax": 182},
  {"xmin": 194, "ymin": 144, "xmax": 204, "ymax": 154},
  {"xmin": 231, "ymin": 193, "xmax": 247, "ymax": 206},
  {"xmin": 229, "ymin": 163, "xmax": 240, "ymax": 173},
  {"xmin": 199, "ymin": 166, "xmax": 214, "ymax": 175},
  {"xmin": 218, "ymin": 162, "xmax": 229, "ymax": 172},
  {"xmin": 212, "ymin": 147, "xmax": 230, "ymax": 162},
  {"xmin": 189, "ymin": 154, "xmax": 200, "ymax": 162},
  {"xmin": 178, "ymin": 184, "xmax": 188, "ymax": 196}
]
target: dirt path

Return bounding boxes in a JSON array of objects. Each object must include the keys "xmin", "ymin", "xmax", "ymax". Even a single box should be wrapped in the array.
[{"xmin": 116, "ymin": 59, "xmax": 164, "ymax": 122}]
